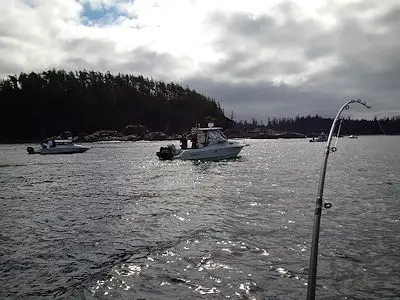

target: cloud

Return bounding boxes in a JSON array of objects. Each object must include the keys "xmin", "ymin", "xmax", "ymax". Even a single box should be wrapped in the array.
[
  {"xmin": 202, "ymin": 8, "xmax": 337, "ymax": 84},
  {"xmin": 0, "ymin": 0, "xmax": 399, "ymax": 119},
  {"xmin": 184, "ymin": 0, "xmax": 400, "ymax": 119},
  {"xmin": 184, "ymin": 75, "xmax": 340, "ymax": 121},
  {"xmin": 304, "ymin": 3, "xmax": 400, "ymax": 114}
]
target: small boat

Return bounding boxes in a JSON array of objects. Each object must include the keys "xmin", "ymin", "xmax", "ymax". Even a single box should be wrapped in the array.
[
  {"xmin": 27, "ymin": 139, "xmax": 90, "ymax": 155},
  {"xmin": 309, "ymin": 132, "xmax": 328, "ymax": 142},
  {"xmin": 156, "ymin": 125, "xmax": 248, "ymax": 161},
  {"xmin": 349, "ymin": 135, "xmax": 358, "ymax": 139}
]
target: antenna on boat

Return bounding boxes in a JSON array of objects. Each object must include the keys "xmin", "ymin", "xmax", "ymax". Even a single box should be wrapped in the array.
[{"xmin": 306, "ymin": 99, "xmax": 371, "ymax": 300}]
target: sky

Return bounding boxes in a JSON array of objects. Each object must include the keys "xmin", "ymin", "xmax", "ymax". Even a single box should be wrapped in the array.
[{"xmin": 0, "ymin": 0, "xmax": 399, "ymax": 121}]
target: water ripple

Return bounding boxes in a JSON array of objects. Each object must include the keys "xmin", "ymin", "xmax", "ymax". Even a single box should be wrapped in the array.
[{"xmin": 0, "ymin": 138, "xmax": 399, "ymax": 299}]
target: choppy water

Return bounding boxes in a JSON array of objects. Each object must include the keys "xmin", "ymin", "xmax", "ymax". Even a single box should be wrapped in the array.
[{"xmin": 0, "ymin": 136, "xmax": 399, "ymax": 299}]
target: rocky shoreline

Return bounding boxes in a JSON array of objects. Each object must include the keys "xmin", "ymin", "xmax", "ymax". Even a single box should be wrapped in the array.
[
  {"xmin": 1, "ymin": 125, "xmax": 308, "ymax": 144},
  {"xmin": 72, "ymin": 125, "xmax": 306, "ymax": 142}
]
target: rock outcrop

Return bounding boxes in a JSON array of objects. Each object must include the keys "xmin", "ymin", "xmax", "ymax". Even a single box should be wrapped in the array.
[
  {"xmin": 144, "ymin": 132, "xmax": 168, "ymax": 141},
  {"xmin": 124, "ymin": 125, "xmax": 147, "ymax": 137},
  {"xmin": 81, "ymin": 130, "xmax": 124, "ymax": 142},
  {"xmin": 72, "ymin": 125, "xmax": 306, "ymax": 142}
]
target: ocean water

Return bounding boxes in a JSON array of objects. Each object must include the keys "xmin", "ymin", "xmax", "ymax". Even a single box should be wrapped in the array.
[{"xmin": 0, "ymin": 136, "xmax": 399, "ymax": 299}]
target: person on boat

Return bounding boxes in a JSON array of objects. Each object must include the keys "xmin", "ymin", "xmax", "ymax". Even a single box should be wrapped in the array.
[
  {"xmin": 198, "ymin": 132, "xmax": 207, "ymax": 148},
  {"xmin": 191, "ymin": 134, "xmax": 198, "ymax": 149},
  {"xmin": 47, "ymin": 140, "xmax": 56, "ymax": 148},
  {"xmin": 180, "ymin": 137, "xmax": 188, "ymax": 149}
]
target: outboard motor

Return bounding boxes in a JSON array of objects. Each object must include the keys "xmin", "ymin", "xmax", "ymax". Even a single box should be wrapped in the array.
[
  {"xmin": 27, "ymin": 147, "xmax": 35, "ymax": 154},
  {"xmin": 156, "ymin": 145, "xmax": 176, "ymax": 160}
]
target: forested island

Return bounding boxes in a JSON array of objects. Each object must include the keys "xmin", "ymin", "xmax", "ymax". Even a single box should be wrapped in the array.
[{"xmin": 0, "ymin": 69, "xmax": 399, "ymax": 143}]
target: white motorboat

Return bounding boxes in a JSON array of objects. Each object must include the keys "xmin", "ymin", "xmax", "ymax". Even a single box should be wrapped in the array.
[
  {"xmin": 27, "ymin": 139, "xmax": 90, "ymax": 155},
  {"xmin": 349, "ymin": 135, "xmax": 358, "ymax": 139},
  {"xmin": 309, "ymin": 132, "xmax": 328, "ymax": 142},
  {"xmin": 156, "ymin": 125, "xmax": 248, "ymax": 161}
]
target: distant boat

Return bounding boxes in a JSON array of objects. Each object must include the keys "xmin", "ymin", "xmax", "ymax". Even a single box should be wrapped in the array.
[
  {"xmin": 349, "ymin": 135, "xmax": 358, "ymax": 139},
  {"xmin": 156, "ymin": 125, "xmax": 248, "ymax": 161},
  {"xmin": 27, "ymin": 139, "xmax": 90, "ymax": 154},
  {"xmin": 309, "ymin": 133, "xmax": 328, "ymax": 142}
]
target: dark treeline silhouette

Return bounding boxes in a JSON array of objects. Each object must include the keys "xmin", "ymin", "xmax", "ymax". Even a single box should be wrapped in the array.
[
  {"xmin": 0, "ymin": 69, "xmax": 230, "ymax": 142},
  {"xmin": 1, "ymin": 69, "xmax": 399, "ymax": 142},
  {"xmin": 234, "ymin": 115, "xmax": 400, "ymax": 136}
]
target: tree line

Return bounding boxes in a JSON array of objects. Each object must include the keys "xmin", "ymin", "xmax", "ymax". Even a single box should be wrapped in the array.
[
  {"xmin": 0, "ymin": 69, "xmax": 399, "ymax": 142},
  {"xmin": 0, "ymin": 69, "xmax": 229, "ymax": 142},
  {"xmin": 234, "ymin": 115, "xmax": 400, "ymax": 135}
]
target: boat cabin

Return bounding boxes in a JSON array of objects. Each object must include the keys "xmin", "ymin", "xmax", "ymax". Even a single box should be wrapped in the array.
[
  {"xmin": 190, "ymin": 127, "xmax": 228, "ymax": 148},
  {"xmin": 53, "ymin": 140, "xmax": 74, "ymax": 145},
  {"xmin": 41, "ymin": 139, "xmax": 73, "ymax": 148}
]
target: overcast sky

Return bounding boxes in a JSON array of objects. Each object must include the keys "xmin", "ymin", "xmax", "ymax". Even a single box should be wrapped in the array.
[{"xmin": 1, "ymin": 0, "xmax": 399, "ymax": 121}]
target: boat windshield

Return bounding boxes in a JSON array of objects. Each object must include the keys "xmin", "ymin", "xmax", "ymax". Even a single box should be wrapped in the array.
[
  {"xmin": 55, "ymin": 140, "xmax": 73, "ymax": 145},
  {"xmin": 206, "ymin": 130, "xmax": 228, "ymax": 144}
]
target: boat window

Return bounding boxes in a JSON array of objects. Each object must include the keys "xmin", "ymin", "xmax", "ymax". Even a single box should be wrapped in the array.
[
  {"xmin": 220, "ymin": 131, "xmax": 228, "ymax": 140},
  {"xmin": 55, "ymin": 141, "xmax": 73, "ymax": 145},
  {"xmin": 207, "ymin": 130, "xmax": 227, "ymax": 143},
  {"xmin": 197, "ymin": 132, "xmax": 205, "ymax": 145}
]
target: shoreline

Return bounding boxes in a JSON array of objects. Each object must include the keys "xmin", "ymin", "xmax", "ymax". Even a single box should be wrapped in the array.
[{"xmin": 1, "ymin": 133, "xmax": 396, "ymax": 145}]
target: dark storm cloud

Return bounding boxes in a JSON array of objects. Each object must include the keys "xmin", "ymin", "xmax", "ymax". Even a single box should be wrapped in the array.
[
  {"xmin": 211, "ymin": 51, "xmax": 306, "ymax": 79},
  {"xmin": 379, "ymin": 6, "xmax": 400, "ymax": 27},
  {"xmin": 305, "ymin": 6, "xmax": 400, "ymax": 107},
  {"xmin": 208, "ymin": 4, "xmax": 321, "ymax": 51},
  {"xmin": 184, "ymin": 76, "xmax": 338, "ymax": 121},
  {"xmin": 185, "ymin": 1, "xmax": 400, "ymax": 119},
  {"xmin": 203, "ymin": 7, "xmax": 332, "ymax": 83}
]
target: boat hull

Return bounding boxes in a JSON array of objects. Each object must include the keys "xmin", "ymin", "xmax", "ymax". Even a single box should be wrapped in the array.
[
  {"xmin": 309, "ymin": 139, "xmax": 327, "ymax": 142},
  {"xmin": 157, "ymin": 142, "xmax": 246, "ymax": 160},
  {"xmin": 173, "ymin": 144, "xmax": 245, "ymax": 161},
  {"xmin": 27, "ymin": 146, "xmax": 90, "ymax": 154},
  {"xmin": 38, "ymin": 146, "xmax": 90, "ymax": 155}
]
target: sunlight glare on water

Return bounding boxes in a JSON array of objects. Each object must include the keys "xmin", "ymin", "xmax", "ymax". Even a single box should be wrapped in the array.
[{"xmin": 0, "ymin": 136, "xmax": 399, "ymax": 299}]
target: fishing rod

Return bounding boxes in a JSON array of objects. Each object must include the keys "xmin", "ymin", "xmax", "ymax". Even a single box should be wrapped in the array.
[
  {"xmin": 375, "ymin": 118, "xmax": 386, "ymax": 135},
  {"xmin": 306, "ymin": 99, "xmax": 371, "ymax": 300}
]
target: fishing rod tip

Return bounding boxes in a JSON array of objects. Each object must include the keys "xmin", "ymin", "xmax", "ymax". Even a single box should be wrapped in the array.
[{"xmin": 355, "ymin": 99, "xmax": 372, "ymax": 109}]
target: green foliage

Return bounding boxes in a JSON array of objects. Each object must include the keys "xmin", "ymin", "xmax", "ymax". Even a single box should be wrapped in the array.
[{"xmin": 0, "ymin": 69, "xmax": 229, "ymax": 141}]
